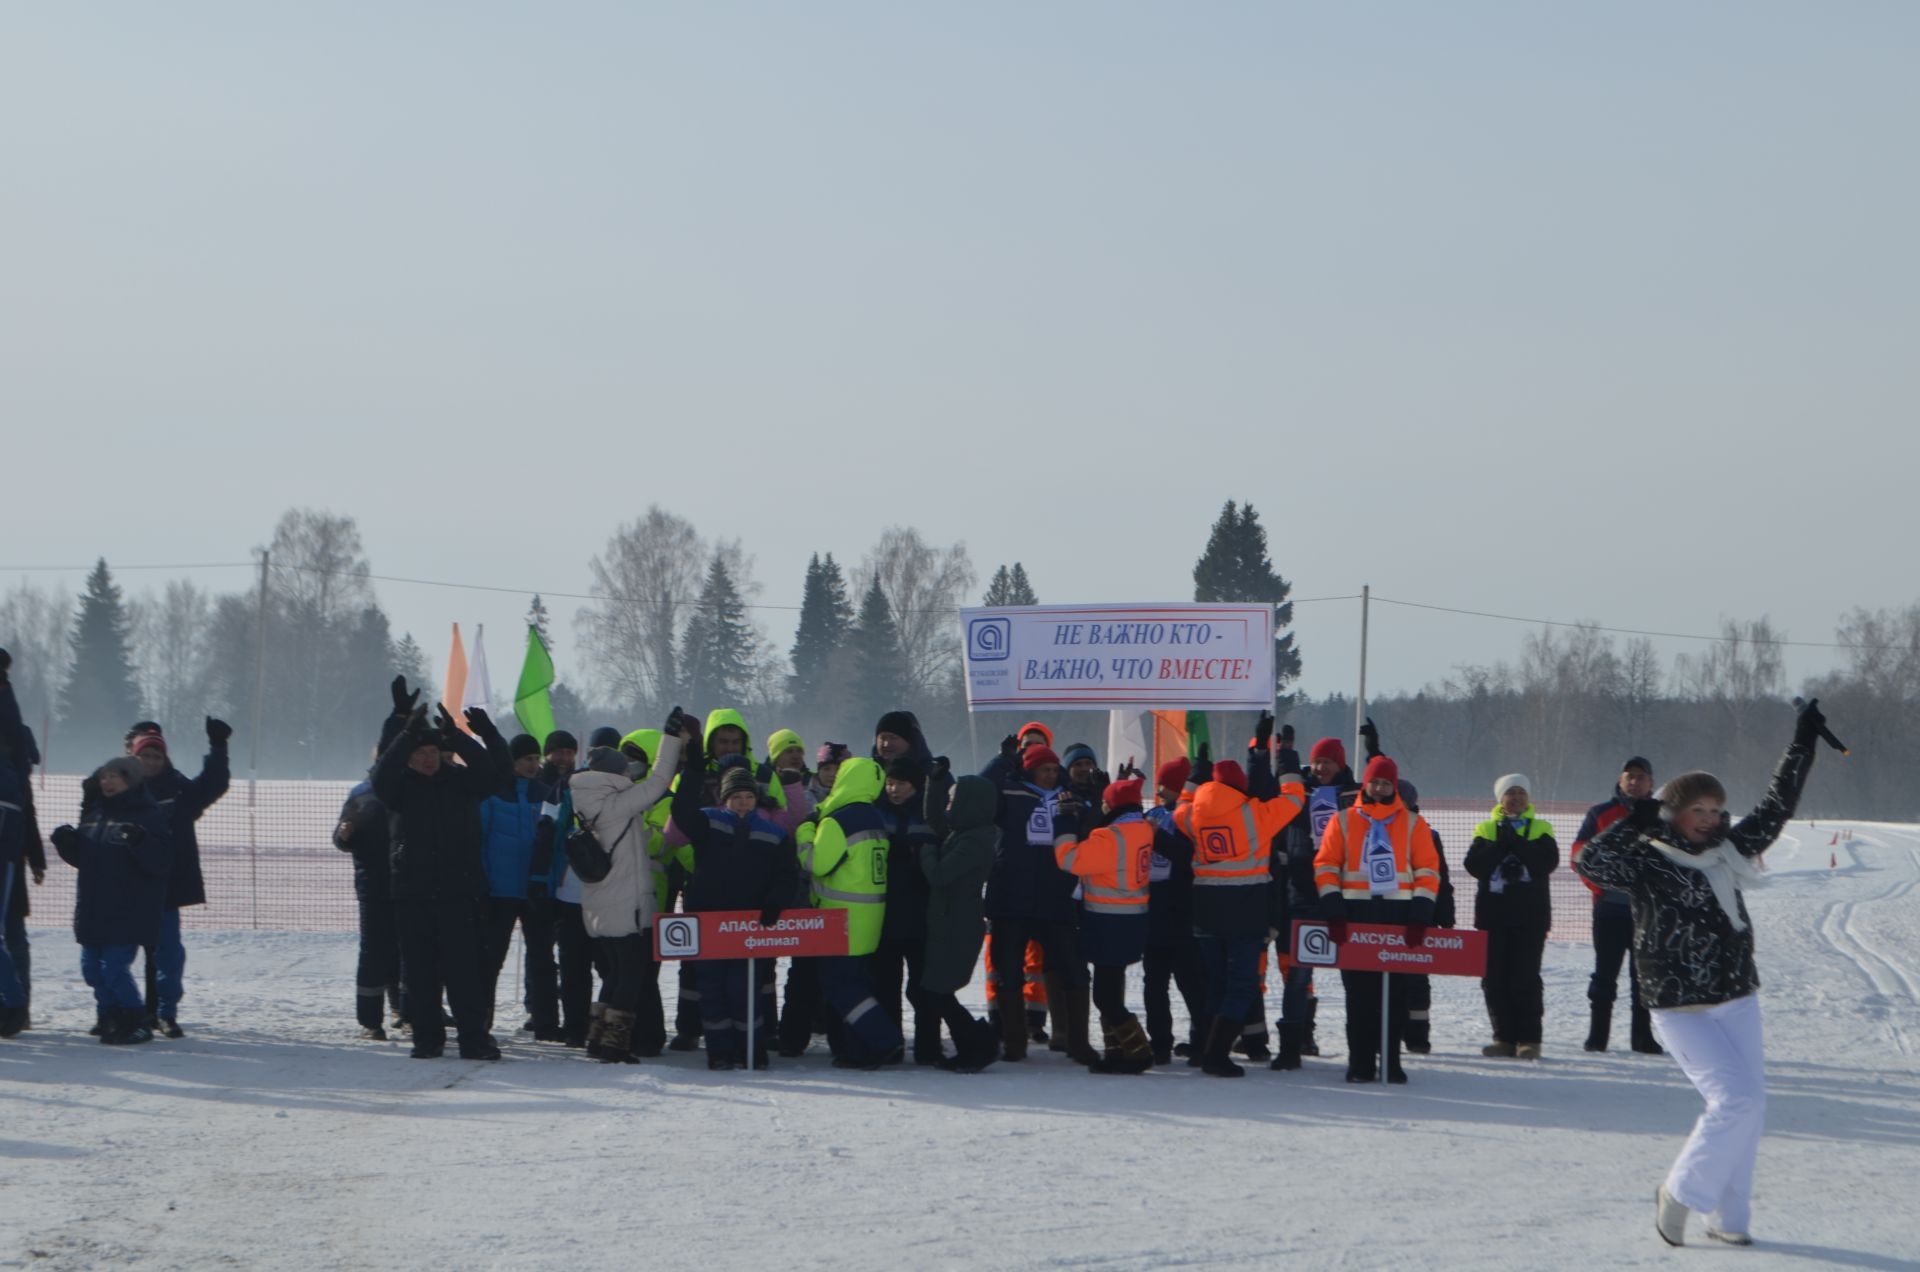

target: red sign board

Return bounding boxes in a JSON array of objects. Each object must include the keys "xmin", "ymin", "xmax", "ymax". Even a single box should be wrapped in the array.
[
  {"xmin": 1289, "ymin": 920, "xmax": 1487, "ymax": 978},
  {"xmin": 654, "ymin": 909, "xmax": 849, "ymax": 961}
]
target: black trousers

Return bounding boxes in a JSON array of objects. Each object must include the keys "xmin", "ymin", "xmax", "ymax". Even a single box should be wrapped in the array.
[
  {"xmin": 354, "ymin": 871, "xmax": 402, "ymax": 1030},
  {"xmin": 482, "ymin": 897, "xmax": 531, "ymax": 1030},
  {"xmin": 1092, "ymin": 964, "xmax": 1134, "ymax": 1025},
  {"xmin": 1482, "ymin": 925, "xmax": 1547, "ymax": 1046},
  {"xmin": 990, "ymin": 918, "xmax": 1087, "ymax": 1011},
  {"xmin": 1340, "ymin": 968, "xmax": 1408, "ymax": 1079},
  {"xmin": 778, "ymin": 957, "xmax": 823, "ymax": 1053},
  {"xmin": 592, "ymin": 932, "xmax": 664, "ymax": 1050},
  {"xmin": 1589, "ymin": 910, "xmax": 1643, "ymax": 1010},
  {"xmin": 522, "ymin": 896, "xmax": 560, "ymax": 1033},
  {"xmin": 1142, "ymin": 940, "xmax": 1205, "ymax": 1053},
  {"xmin": 394, "ymin": 897, "xmax": 489, "ymax": 1053},
  {"xmin": 552, "ymin": 901, "xmax": 595, "ymax": 1039},
  {"xmin": 873, "ymin": 936, "xmax": 941, "ymax": 1061}
]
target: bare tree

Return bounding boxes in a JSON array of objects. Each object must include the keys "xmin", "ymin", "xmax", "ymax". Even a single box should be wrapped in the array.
[
  {"xmin": 1606, "ymin": 637, "xmax": 1662, "ymax": 754},
  {"xmin": 129, "ymin": 579, "xmax": 215, "ymax": 731},
  {"xmin": 0, "ymin": 580, "xmax": 74, "ymax": 730},
  {"xmin": 855, "ymin": 527, "xmax": 976, "ymax": 694},
  {"xmin": 575, "ymin": 507, "xmax": 705, "ymax": 715},
  {"xmin": 269, "ymin": 508, "xmax": 374, "ymax": 627}
]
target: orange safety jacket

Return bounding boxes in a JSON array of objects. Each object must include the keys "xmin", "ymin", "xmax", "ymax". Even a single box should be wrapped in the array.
[
  {"xmin": 983, "ymin": 936, "xmax": 1048, "ymax": 1006},
  {"xmin": 1313, "ymin": 796, "xmax": 1442, "ymax": 902},
  {"xmin": 1054, "ymin": 813, "xmax": 1154, "ymax": 915},
  {"xmin": 1173, "ymin": 773, "xmax": 1307, "ymax": 888}
]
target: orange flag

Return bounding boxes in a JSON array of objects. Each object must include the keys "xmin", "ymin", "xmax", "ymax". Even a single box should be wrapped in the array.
[{"xmin": 442, "ymin": 623, "xmax": 469, "ymax": 733}]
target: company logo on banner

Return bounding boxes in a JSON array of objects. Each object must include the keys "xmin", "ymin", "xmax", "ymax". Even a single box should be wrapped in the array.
[
  {"xmin": 1290, "ymin": 920, "xmax": 1488, "ymax": 978},
  {"xmin": 959, "ymin": 603, "xmax": 1275, "ymax": 711},
  {"xmin": 652, "ymin": 910, "xmax": 851, "ymax": 961}
]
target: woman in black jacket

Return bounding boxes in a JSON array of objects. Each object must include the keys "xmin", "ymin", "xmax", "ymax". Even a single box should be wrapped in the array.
[
  {"xmin": 1576, "ymin": 700, "xmax": 1824, "ymax": 1249},
  {"xmin": 1464, "ymin": 774, "xmax": 1558, "ymax": 1059}
]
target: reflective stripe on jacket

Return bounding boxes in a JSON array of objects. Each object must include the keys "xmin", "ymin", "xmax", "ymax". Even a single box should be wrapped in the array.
[
  {"xmin": 1055, "ymin": 814, "xmax": 1155, "ymax": 914},
  {"xmin": 1172, "ymin": 774, "xmax": 1306, "ymax": 888},
  {"xmin": 1312, "ymin": 797, "xmax": 1442, "ymax": 902}
]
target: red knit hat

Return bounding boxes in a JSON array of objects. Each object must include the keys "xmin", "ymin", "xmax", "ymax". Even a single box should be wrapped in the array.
[
  {"xmin": 1309, "ymin": 737, "xmax": 1346, "ymax": 767},
  {"xmin": 1212, "ymin": 760, "xmax": 1248, "ymax": 793},
  {"xmin": 131, "ymin": 734, "xmax": 168, "ymax": 758},
  {"xmin": 1155, "ymin": 757, "xmax": 1192, "ymax": 790},
  {"xmin": 1021, "ymin": 745, "xmax": 1060, "ymax": 773},
  {"xmin": 1102, "ymin": 777, "xmax": 1145, "ymax": 811},
  {"xmin": 1362, "ymin": 755, "xmax": 1399, "ymax": 787},
  {"xmin": 1017, "ymin": 721, "xmax": 1053, "ymax": 748}
]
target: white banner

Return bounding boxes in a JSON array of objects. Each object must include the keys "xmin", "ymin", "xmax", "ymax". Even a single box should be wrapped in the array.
[{"xmin": 960, "ymin": 603, "xmax": 1274, "ymax": 712}]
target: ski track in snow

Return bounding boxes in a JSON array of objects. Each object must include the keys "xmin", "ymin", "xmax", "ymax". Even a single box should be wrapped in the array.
[{"xmin": 3, "ymin": 821, "xmax": 1919, "ymax": 1270}]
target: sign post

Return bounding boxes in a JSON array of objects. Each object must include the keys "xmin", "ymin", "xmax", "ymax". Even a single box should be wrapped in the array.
[
  {"xmin": 655, "ymin": 910, "xmax": 851, "ymax": 1070},
  {"xmin": 1289, "ymin": 919, "xmax": 1488, "ymax": 1085}
]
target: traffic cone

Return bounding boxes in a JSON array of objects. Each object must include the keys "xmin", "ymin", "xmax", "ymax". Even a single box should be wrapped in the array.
[
  {"xmin": 1830, "ymin": 832, "xmax": 1839, "ymax": 845},
  {"xmin": 1831, "ymin": 852, "xmax": 1838, "ymax": 869}
]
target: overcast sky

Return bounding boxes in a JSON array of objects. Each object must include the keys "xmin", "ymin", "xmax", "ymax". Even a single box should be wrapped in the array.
[{"xmin": 3, "ymin": 2, "xmax": 1914, "ymax": 704}]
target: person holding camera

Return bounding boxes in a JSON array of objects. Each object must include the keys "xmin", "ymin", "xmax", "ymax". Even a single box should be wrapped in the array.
[
  {"xmin": 51, "ymin": 755, "xmax": 174, "ymax": 1045},
  {"xmin": 1574, "ymin": 699, "xmax": 1825, "ymax": 1248},
  {"xmin": 1465, "ymin": 774, "xmax": 1558, "ymax": 1059}
]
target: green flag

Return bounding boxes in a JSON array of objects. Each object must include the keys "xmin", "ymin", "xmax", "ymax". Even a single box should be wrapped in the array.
[
  {"xmin": 1185, "ymin": 710, "xmax": 1211, "ymax": 761},
  {"xmin": 514, "ymin": 625, "xmax": 557, "ymax": 747}
]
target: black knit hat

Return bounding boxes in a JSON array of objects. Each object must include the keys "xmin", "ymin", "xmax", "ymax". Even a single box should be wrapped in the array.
[
  {"xmin": 886, "ymin": 756, "xmax": 928, "ymax": 788},
  {"xmin": 589, "ymin": 726, "xmax": 622, "ymax": 749},
  {"xmin": 544, "ymin": 730, "xmax": 578, "ymax": 754},
  {"xmin": 874, "ymin": 711, "xmax": 920, "ymax": 742},
  {"xmin": 718, "ymin": 767, "xmax": 759, "ymax": 801},
  {"xmin": 509, "ymin": 734, "xmax": 542, "ymax": 761}
]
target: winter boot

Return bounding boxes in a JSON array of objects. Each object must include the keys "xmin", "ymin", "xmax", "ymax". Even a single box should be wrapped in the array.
[
  {"xmin": 1271, "ymin": 1023, "xmax": 1303, "ymax": 1071},
  {"xmin": 1655, "ymin": 1185, "xmax": 1689, "ymax": 1246},
  {"xmin": 88, "ymin": 1007, "xmax": 109, "ymax": 1037},
  {"xmin": 1199, "ymin": 1017, "xmax": 1244, "ymax": 1078},
  {"xmin": 1704, "ymin": 1226, "xmax": 1752, "ymax": 1246},
  {"xmin": 585, "ymin": 1002, "xmax": 609, "ymax": 1059},
  {"xmin": 103, "ymin": 1007, "xmax": 153, "ymax": 1046},
  {"xmin": 1044, "ymin": 971, "xmax": 1069, "ymax": 1052},
  {"xmin": 0, "ymin": 1004, "xmax": 26, "ymax": 1039},
  {"xmin": 1482, "ymin": 1040, "xmax": 1516, "ymax": 1057},
  {"xmin": 1630, "ymin": 1005, "xmax": 1664, "ymax": 1055},
  {"xmin": 1236, "ymin": 1017, "xmax": 1270, "ymax": 1061},
  {"xmin": 1584, "ymin": 1004, "xmax": 1611, "ymax": 1052},
  {"xmin": 999, "ymin": 993, "xmax": 1029, "ymax": 1062},
  {"xmin": 1302, "ymin": 996, "xmax": 1321, "ymax": 1056},
  {"xmin": 1106, "ymin": 1016, "xmax": 1154, "ymax": 1074},
  {"xmin": 156, "ymin": 1017, "xmax": 183, "ymax": 1039},
  {"xmin": 941, "ymin": 1017, "xmax": 1000, "ymax": 1073},
  {"xmin": 1087, "ymin": 1023, "xmax": 1122, "ymax": 1074},
  {"xmin": 1515, "ymin": 1043, "xmax": 1541, "ymax": 1060},
  {"xmin": 1403, "ymin": 1015, "xmax": 1431, "ymax": 1055},
  {"xmin": 598, "ymin": 1009, "xmax": 638, "ymax": 1064},
  {"xmin": 1026, "ymin": 1004, "xmax": 1049, "ymax": 1045},
  {"xmin": 1063, "ymin": 983, "xmax": 1099, "ymax": 1067}
]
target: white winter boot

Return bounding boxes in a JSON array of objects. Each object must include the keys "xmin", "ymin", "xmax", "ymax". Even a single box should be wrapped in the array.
[
  {"xmin": 1705, "ymin": 1224, "xmax": 1753, "ymax": 1246},
  {"xmin": 1655, "ymin": 1185, "xmax": 1689, "ymax": 1246}
]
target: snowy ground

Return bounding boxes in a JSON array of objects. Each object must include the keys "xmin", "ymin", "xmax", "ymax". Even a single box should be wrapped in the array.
[{"xmin": 3, "ymin": 820, "xmax": 1917, "ymax": 1271}]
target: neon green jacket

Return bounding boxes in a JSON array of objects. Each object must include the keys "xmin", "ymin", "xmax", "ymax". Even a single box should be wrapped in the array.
[{"xmin": 798, "ymin": 758, "xmax": 889, "ymax": 956}]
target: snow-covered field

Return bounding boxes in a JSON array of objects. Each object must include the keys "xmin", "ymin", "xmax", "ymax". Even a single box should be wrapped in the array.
[{"xmin": 3, "ymin": 820, "xmax": 1917, "ymax": 1271}]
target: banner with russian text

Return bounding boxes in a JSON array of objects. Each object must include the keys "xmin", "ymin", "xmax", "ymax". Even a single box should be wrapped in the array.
[{"xmin": 960, "ymin": 603, "xmax": 1274, "ymax": 711}]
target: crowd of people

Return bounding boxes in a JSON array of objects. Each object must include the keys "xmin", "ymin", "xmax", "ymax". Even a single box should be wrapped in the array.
[{"xmin": 0, "ymin": 647, "xmax": 1828, "ymax": 1243}]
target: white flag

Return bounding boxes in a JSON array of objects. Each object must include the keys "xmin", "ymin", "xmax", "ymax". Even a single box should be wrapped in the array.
[
  {"xmin": 464, "ymin": 623, "xmax": 494, "ymax": 722},
  {"xmin": 1107, "ymin": 709, "xmax": 1151, "ymax": 779}
]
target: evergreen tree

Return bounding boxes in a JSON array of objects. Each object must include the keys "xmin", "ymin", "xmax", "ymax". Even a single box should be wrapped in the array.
[
  {"xmin": 983, "ymin": 562, "xmax": 1039, "ymax": 606},
  {"xmin": 1192, "ymin": 501, "xmax": 1303, "ymax": 700},
  {"xmin": 525, "ymin": 594, "xmax": 552, "ymax": 646},
  {"xmin": 846, "ymin": 575, "xmax": 910, "ymax": 723},
  {"xmin": 57, "ymin": 558, "xmax": 144, "ymax": 760},
  {"xmin": 789, "ymin": 552, "xmax": 853, "ymax": 706},
  {"xmin": 391, "ymin": 631, "xmax": 435, "ymax": 697},
  {"xmin": 680, "ymin": 554, "xmax": 756, "ymax": 709}
]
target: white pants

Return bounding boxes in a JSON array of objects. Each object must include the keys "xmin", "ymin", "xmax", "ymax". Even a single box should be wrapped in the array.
[{"xmin": 1651, "ymin": 994, "xmax": 1766, "ymax": 1233}]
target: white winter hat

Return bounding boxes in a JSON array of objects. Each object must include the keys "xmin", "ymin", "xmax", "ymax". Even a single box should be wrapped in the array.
[{"xmin": 1493, "ymin": 773, "xmax": 1531, "ymax": 801}]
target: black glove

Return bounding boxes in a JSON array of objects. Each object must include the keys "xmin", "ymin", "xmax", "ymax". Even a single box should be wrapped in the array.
[
  {"xmin": 664, "ymin": 705, "xmax": 689, "ymax": 737},
  {"xmin": 1404, "ymin": 921, "xmax": 1428, "ymax": 948},
  {"xmin": 1794, "ymin": 697, "xmax": 1826, "ymax": 749},
  {"xmin": 1191, "ymin": 746, "xmax": 1213, "ymax": 786},
  {"xmin": 406, "ymin": 704, "xmax": 432, "ymax": 737},
  {"xmin": 1360, "ymin": 717, "xmax": 1381, "ymax": 758},
  {"xmin": 1317, "ymin": 893, "xmax": 1345, "ymax": 921},
  {"xmin": 758, "ymin": 906, "xmax": 783, "ymax": 930},
  {"xmin": 1499, "ymin": 857, "xmax": 1526, "ymax": 883},
  {"xmin": 433, "ymin": 702, "xmax": 459, "ymax": 736},
  {"xmin": 206, "ymin": 716, "xmax": 232, "ymax": 746},
  {"xmin": 390, "ymin": 675, "xmax": 419, "ymax": 716},
  {"xmin": 1000, "ymin": 734, "xmax": 1018, "ymax": 759},
  {"xmin": 1254, "ymin": 711, "xmax": 1274, "ymax": 748},
  {"xmin": 1407, "ymin": 896, "xmax": 1434, "ymax": 926},
  {"xmin": 51, "ymin": 825, "xmax": 77, "ymax": 852},
  {"xmin": 463, "ymin": 706, "xmax": 494, "ymax": 736},
  {"xmin": 930, "ymin": 756, "xmax": 952, "ymax": 782},
  {"xmin": 1279, "ymin": 723, "xmax": 1295, "ymax": 746},
  {"xmin": 1628, "ymin": 797, "xmax": 1664, "ymax": 830}
]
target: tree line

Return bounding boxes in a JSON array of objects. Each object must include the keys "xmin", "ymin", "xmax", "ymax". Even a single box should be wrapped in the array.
[{"xmin": 2, "ymin": 502, "xmax": 1913, "ymax": 819}]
